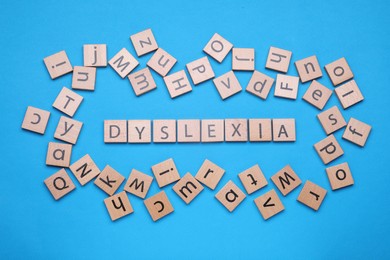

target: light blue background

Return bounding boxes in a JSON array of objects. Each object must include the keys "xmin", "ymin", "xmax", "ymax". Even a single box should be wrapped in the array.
[{"xmin": 1, "ymin": 0, "xmax": 389, "ymax": 259}]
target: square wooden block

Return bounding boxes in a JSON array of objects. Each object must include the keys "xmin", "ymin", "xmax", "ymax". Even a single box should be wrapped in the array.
[
  {"xmin": 201, "ymin": 119, "xmax": 224, "ymax": 142},
  {"xmin": 314, "ymin": 134, "xmax": 344, "ymax": 164},
  {"xmin": 213, "ymin": 71, "xmax": 242, "ymax": 100},
  {"xmin": 215, "ymin": 180, "xmax": 246, "ymax": 212},
  {"xmin": 128, "ymin": 120, "xmax": 151, "ymax": 143},
  {"xmin": 302, "ymin": 80, "xmax": 332, "ymax": 110},
  {"xmin": 325, "ymin": 57, "xmax": 353, "ymax": 86},
  {"xmin": 317, "ymin": 106, "xmax": 346, "ymax": 135},
  {"xmin": 232, "ymin": 48, "xmax": 255, "ymax": 71},
  {"xmin": 173, "ymin": 172, "xmax": 204, "ymax": 204},
  {"xmin": 203, "ymin": 33, "xmax": 233, "ymax": 63},
  {"xmin": 44, "ymin": 168, "xmax": 76, "ymax": 200},
  {"xmin": 130, "ymin": 29, "xmax": 158, "ymax": 56},
  {"xmin": 104, "ymin": 120, "xmax": 127, "ymax": 143},
  {"xmin": 128, "ymin": 67, "xmax": 157, "ymax": 96},
  {"xmin": 272, "ymin": 119, "xmax": 296, "ymax": 142},
  {"xmin": 238, "ymin": 164, "xmax": 268, "ymax": 195},
  {"xmin": 69, "ymin": 154, "xmax": 100, "ymax": 186},
  {"xmin": 147, "ymin": 48, "xmax": 177, "ymax": 76},
  {"xmin": 94, "ymin": 165, "xmax": 125, "ymax": 196},
  {"xmin": 297, "ymin": 180, "xmax": 327, "ymax": 211},
  {"xmin": 295, "ymin": 55, "xmax": 322, "ymax": 83},
  {"xmin": 186, "ymin": 56, "xmax": 215, "ymax": 85},
  {"xmin": 54, "ymin": 116, "xmax": 83, "ymax": 144},
  {"xmin": 265, "ymin": 47, "xmax": 292, "ymax": 73},
  {"xmin": 124, "ymin": 169, "xmax": 153, "ymax": 199},
  {"xmin": 249, "ymin": 119, "xmax": 272, "ymax": 142},
  {"xmin": 246, "ymin": 71, "xmax": 275, "ymax": 100},
  {"xmin": 271, "ymin": 165, "xmax": 302, "ymax": 196},
  {"xmin": 335, "ymin": 80, "xmax": 364, "ymax": 109},
  {"xmin": 109, "ymin": 48, "xmax": 139, "ymax": 78},
  {"xmin": 104, "ymin": 191, "xmax": 134, "ymax": 221},
  {"xmin": 177, "ymin": 119, "xmax": 200, "ymax": 143},
  {"xmin": 46, "ymin": 142, "xmax": 72, "ymax": 167},
  {"xmin": 195, "ymin": 159, "xmax": 225, "ymax": 190},
  {"xmin": 144, "ymin": 191, "xmax": 174, "ymax": 222},
  {"xmin": 151, "ymin": 158, "xmax": 180, "ymax": 187},
  {"xmin": 274, "ymin": 74, "xmax": 299, "ymax": 100},
  {"xmin": 254, "ymin": 189, "xmax": 284, "ymax": 220},
  {"xmin": 342, "ymin": 117, "xmax": 372, "ymax": 147},
  {"xmin": 153, "ymin": 120, "xmax": 176, "ymax": 143},
  {"xmin": 43, "ymin": 50, "xmax": 73, "ymax": 79},
  {"xmin": 225, "ymin": 119, "xmax": 248, "ymax": 142},
  {"xmin": 326, "ymin": 162, "xmax": 354, "ymax": 190},
  {"xmin": 21, "ymin": 106, "xmax": 50, "ymax": 134},
  {"xmin": 52, "ymin": 87, "xmax": 83, "ymax": 117},
  {"xmin": 83, "ymin": 44, "xmax": 107, "ymax": 67},
  {"xmin": 72, "ymin": 66, "xmax": 96, "ymax": 91},
  {"xmin": 163, "ymin": 70, "xmax": 192, "ymax": 98}
]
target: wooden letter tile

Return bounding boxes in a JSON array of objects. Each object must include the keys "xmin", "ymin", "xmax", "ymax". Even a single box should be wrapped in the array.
[
  {"xmin": 186, "ymin": 56, "xmax": 215, "ymax": 85},
  {"xmin": 151, "ymin": 158, "xmax": 180, "ymax": 187},
  {"xmin": 249, "ymin": 119, "xmax": 272, "ymax": 142},
  {"xmin": 325, "ymin": 57, "xmax": 353, "ymax": 86},
  {"xmin": 43, "ymin": 50, "xmax": 73, "ymax": 79},
  {"xmin": 153, "ymin": 120, "xmax": 176, "ymax": 143},
  {"xmin": 317, "ymin": 106, "xmax": 346, "ymax": 135},
  {"xmin": 52, "ymin": 87, "xmax": 83, "ymax": 117},
  {"xmin": 104, "ymin": 191, "xmax": 134, "ymax": 221},
  {"xmin": 265, "ymin": 47, "xmax": 292, "ymax": 73},
  {"xmin": 128, "ymin": 67, "xmax": 157, "ymax": 96},
  {"xmin": 124, "ymin": 169, "xmax": 153, "ymax": 199},
  {"xmin": 195, "ymin": 159, "xmax": 225, "ymax": 190},
  {"xmin": 272, "ymin": 119, "xmax": 296, "ymax": 142},
  {"xmin": 94, "ymin": 165, "xmax": 125, "ymax": 196},
  {"xmin": 44, "ymin": 168, "xmax": 76, "ymax": 200},
  {"xmin": 147, "ymin": 48, "xmax": 177, "ymax": 76},
  {"xmin": 326, "ymin": 162, "xmax": 354, "ymax": 190},
  {"xmin": 127, "ymin": 120, "xmax": 151, "ymax": 143},
  {"xmin": 104, "ymin": 120, "xmax": 127, "ymax": 143},
  {"xmin": 335, "ymin": 80, "xmax": 364, "ymax": 109},
  {"xmin": 69, "ymin": 154, "xmax": 100, "ymax": 186},
  {"xmin": 21, "ymin": 106, "xmax": 50, "ymax": 134},
  {"xmin": 130, "ymin": 29, "xmax": 158, "ymax": 57},
  {"xmin": 201, "ymin": 119, "xmax": 224, "ymax": 142},
  {"xmin": 342, "ymin": 117, "xmax": 372, "ymax": 147},
  {"xmin": 173, "ymin": 172, "xmax": 204, "ymax": 204},
  {"xmin": 215, "ymin": 180, "xmax": 246, "ymax": 212},
  {"xmin": 46, "ymin": 142, "xmax": 72, "ymax": 167},
  {"xmin": 245, "ymin": 71, "xmax": 275, "ymax": 100},
  {"xmin": 295, "ymin": 55, "xmax": 322, "ymax": 83},
  {"xmin": 144, "ymin": 191, "xmax": 174, "ymax": 222},
  {"xmin": 54, "ymin": 116, "xmax": 83, "ymax": 144},
  {"xmin": 83, "ymin": 44, "xmax": 107, "ymax": 67},
  {"xmin": 203, "ymin": 33, "xmax": 233, "ymax": 63},
  {"xmin": 109, "ymin": 48, "xmax": 139, "ymax": 78},
  {"xmin": 274, "ymin": 74, "xmax": 299, "ymax": 100},
  {"xmin": 163, "ymin": 70, "xmax": 192, "ymax": 98},
  {"xmin": 271, "ymin": 165, "xmax": 302, "ymax": 196},
  {"xmin": 297, "ymin": 180, "xmax": 327, "ymax": 211},
  {"xmin": 71, "ymin": 66, "xmax": 96, "ymax": 91},
  {"xmin": 213, "ymin": 71, "xmax": 242, "ymax": 100},
  {"xmin": 232, "ymin": 48, "xmax": 255, "ymax": 71},
  {"xmin": 238, "ymin": 164, "xmax": 268, "ymax": 195},
  {"xmin": 302, "ymin": 80, "xmax": 332, "ymax": 110},
  {"xmin": 225, "ymin": 119, "xmax": 248, "ymax": 142},
  {"xmin": 177, "ymin": 119, "xmax": 200, "ymax": 143},
  {"xmin": 254, "ymin": 189, "xmax": 284, "ymax": 220},
  {"xmin": 314, "ymin": 134, "xmax": 344, "ymax": 164}
]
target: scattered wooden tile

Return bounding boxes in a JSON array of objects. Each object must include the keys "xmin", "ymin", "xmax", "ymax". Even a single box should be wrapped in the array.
[
  {"xmin": 130, "ymin": 29, "xmax": 158, "ymax": 56},
  {"xmin": 271, "ymin": 165, "xmax": 302, "ymax": 196},
  {"xmin": 203, "ymin": 33, "xmax": 233, "ymax": 63},
  {"xmin": 21, "ymin": 106, "xmax": 50, "ymax": 134},
  {"xmin": 297, "ymin": 180, "xmax": 327, "ymax": 211},
  {"xmin": 128, "ymin": 67, "xmax": 157, "ymax": 96},
  {"xmin": 186, "ymin": 56, "xmax": 215, "ymax": 85},
  {"xmin": 213, "ymin": 71, "xmax": 242, "ymax": 100},
  {"xmin": 104, "ymin": 120, "xmax": 127, "ymax": 143},
  {"xmin": 153, "ymin": 120, "xmax": 176, "ymax": 143},
  {"xmin": 94, "ymin": 165, "xmax": 125, "ymax": 196},
  {"xmin": 195, "ymin": 159, "xmax": 225, "ymax": 190},
  {"xmin": 69, "ymin": 154, "xmax": 100, "ymax": 186},
  {"xmin": 201, "ymin": 119, "xmax": 224, "ymax": 142},
  {"xmin": 295, "ymin": 55, "xmax": 322, "ymax": 83},
  {"xmin": 314, "ymin": 134, "xmax": 344, "ymax": 164},
  {"xmin": 274, "ymin": 74, "xmax": 299, "ymax": 100},
  {"xmin": 44, "ymin": 168, "xmax": 76, "ymax": 200},
  {"xmin": 249, "ymin": 119, "xmax": 272, "ymax": 142},
  {"xmin": 46, "ymin": 142, "xmax": 72, "ymax": 167},
  {"xmin": 334, "ymin": 80, "xmax": 364, "ymax": 109},
  {"xmin": 254, "ymin": 189, "xmax": 284, "ymax": 220},
  {"xmin": 326, "ymin": 162, "xmax": 354, "ymax": 190},
  {"xmin": 173, "ymin": 172, "xmax": 204, "ymax": 204},
  {"xmin": 127, "ymin": 120, "xmax": 151, "ymax": 143},
  {"xmin": 163, "ymin": 70, "xmax": 192, "ymax": 98},
  {"xmin": 265, "ymin": 47, "xmax": 292, "ymax": 73},
  {"xmin": 83, "ymin": 44, "xmax": 107, "ymax": 67},
  {"xmin": 54, "ymin": 116, "xmax": 83, "ymax": 144},
  {"xmin": 43, "ymin": 50, "xmax": 73, "ymax": 79},
  {"xmin": 104, "ymin": 191, "xmax": 134, "ymax": 221},
  {"xmin": 147, "ymin": 48, "xmax": 177, "ymax": 76},
  {"xmin": 71, "ymin": 66, "xmax": 96, "ymax": 91},
  {"xmin": 232, "ymin": 48, "xmax": 255, "ymax": 71},
  {"xmin": 225, "ymin": 119, "xmax": 248, "ymax": 142},
  {"xmin": 272, "ymin": 119, "xmax": 296, "ymax": 142},
  {"xmin": 144, "ymin": 191, "xmax": 174, "ymax": 222},
  {"xmin": 325, "ymin": 57, "xmax": 353, "ymax": 86},
  {"xmin": 124, "ymin": 169, "xmax": 153, "ymax": 199},
  {"xmin": 151, "ymin": 158, "xmax": 180, "ymax": 187},
  {"xmin": 177, "ymin": 119, "xmax": 200, "ymax": 143},
  {"xmin": 342, "ymin": 117, "xmax": 372, "ymax": 147},
  {"xmin": 52, "ymin": 87, "xmax": 83, "ymax": 117},
  {"xmin": 317, "ymin": 106, "xmax": 346, "ymax": 135},
  {"xmin": 238, "ymin": 164, "xmax": 268, "ymax": 195},
  {"xmin": 109, "ymin": 48, "xmax": 139, "ymax": 78},
  {"xmin": 215, "ymin": 180, "xmax": 246, "ymax": 212},
  {"xmin": 302, "ymin": 80, "xmax": 332, "ymax": 110},
  {"xmin": 245, "ymin": 70, "xmax": 275, "ymax": 100}
]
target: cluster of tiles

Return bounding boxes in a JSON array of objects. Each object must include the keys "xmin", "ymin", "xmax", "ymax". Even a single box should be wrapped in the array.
[{"xmin": 21, "ymin": 28, "xmax": 372, "ymax": 222}]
